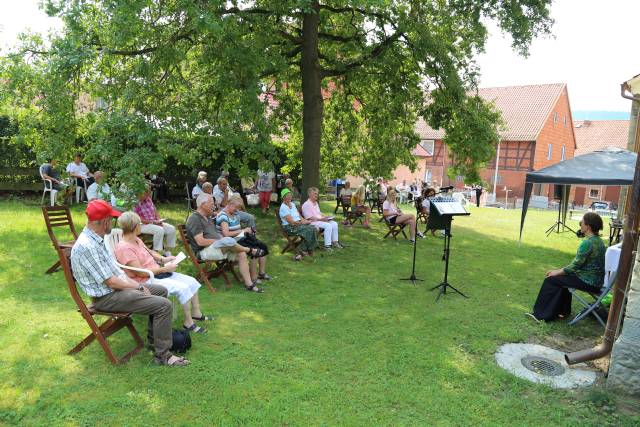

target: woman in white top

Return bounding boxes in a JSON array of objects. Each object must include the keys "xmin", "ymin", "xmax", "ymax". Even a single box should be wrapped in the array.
[{"xmin": 383, "ymin": 189, "xmax": 423, "ymax": 243}]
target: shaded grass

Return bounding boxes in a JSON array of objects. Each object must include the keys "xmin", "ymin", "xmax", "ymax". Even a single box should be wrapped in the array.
[{"xmin": 0, "ymin": 199, "xmax": 638, "ymax": 426}]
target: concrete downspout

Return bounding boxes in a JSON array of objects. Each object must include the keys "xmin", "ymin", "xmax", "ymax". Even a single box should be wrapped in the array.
[{"xmin": 565, "ymin": 83, "xmax": 640, "ymax": 365}]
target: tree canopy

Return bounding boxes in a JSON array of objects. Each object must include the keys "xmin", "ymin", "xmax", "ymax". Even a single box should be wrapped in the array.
[{"xmin": 1, "ymin": 0, "xmax": 553, "ymax": 193}]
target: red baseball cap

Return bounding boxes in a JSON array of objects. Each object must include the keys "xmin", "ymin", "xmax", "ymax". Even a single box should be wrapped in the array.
[{"xmin": 86, "ymin": 199, "xmax": 122, "ymax": 221}]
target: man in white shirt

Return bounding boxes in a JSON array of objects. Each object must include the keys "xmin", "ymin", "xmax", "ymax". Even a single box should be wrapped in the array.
[
  {"xmin": 86, "ymin": 171, "xmax": 120, "ymax": 208},
  {"xmin": 66, "ymin": 154, "xmax": 94, "ymax": 200},
  {"xmin": 395, "ymin": 180, "xmax": 410, "ymax": 204}
]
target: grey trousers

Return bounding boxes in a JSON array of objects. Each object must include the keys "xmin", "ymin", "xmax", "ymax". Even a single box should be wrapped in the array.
[
  {"xmin": 93, "ymin": 284, "xmax": 173, "ymax": 360},
  {"xmin": 237, "ymin": 211, "xmax": 256, "ymax": 228}
]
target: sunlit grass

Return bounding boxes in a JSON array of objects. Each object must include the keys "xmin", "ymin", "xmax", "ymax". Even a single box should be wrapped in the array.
[{"xmin": 0, "ymin": 198, "xmax": 637, "ymax": 425}]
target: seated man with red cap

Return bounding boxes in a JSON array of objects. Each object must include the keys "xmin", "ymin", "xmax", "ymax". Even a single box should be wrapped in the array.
[{"xmin": 70, "ymin": 200, "xmax": 189, "ymax": 366}]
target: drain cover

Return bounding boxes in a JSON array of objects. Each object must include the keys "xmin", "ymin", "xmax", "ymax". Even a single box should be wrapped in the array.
[{"xmin": 521, "ymin": 356, "xmax": 566, "ymax": 376}]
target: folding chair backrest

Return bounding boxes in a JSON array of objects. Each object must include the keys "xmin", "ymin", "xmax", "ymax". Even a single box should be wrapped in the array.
[
  {"xmin": 177, "ymin": 224, "xmax": 200, "ymax": 264},
  {"xmin": 103, "ymin": 228, "xmax": 123, "ymax": 258},
  {"xmin": 42, "ymin": 206, "xmax": 79, "ymax": 249},
  {"xmin": 341, "ymin": 194, "xmax": 352, "ymax": 208},
  {"xmin": 57, "ymin": 247, "xmax": 93, "ymax": 318}
]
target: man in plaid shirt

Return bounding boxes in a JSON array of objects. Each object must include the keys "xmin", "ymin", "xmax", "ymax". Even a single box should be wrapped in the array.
[
  {"xmin": 134, "ymin": 185, "xmax": 176, "ymax": 256},
  {"xmin": 71, "ymin": 200, "xmax": 188, "ymax": 366}
]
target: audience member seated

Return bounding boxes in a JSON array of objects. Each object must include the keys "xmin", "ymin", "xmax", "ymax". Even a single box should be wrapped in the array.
[
  {"xmin": 340, "ymin": 181, "xmax": 353, "ymax": 199},
  {"xmin": 115, "ymin": 211, "xmax": 209, "ymax": 333},
  {"xmin": 202, "ymin": 182, "xmax": 214, "ymax": 195},
  {"xmin": 70, "ymin": 200, "xmax": 188, "ymax": 366},
  {"xmin": 191, "ymin": 171, "xmax": 208, "ymax": 198},
  {"xmin": 279, "ymin": 188, "xmax": 318, "ymax": 261},
  {"xmin": 256, "ymin": 168, "xmax": 276, "ymax": 214},
  {"xmin": 216, "ymin": 197, "xmax": 272, "ymax": 283},
  {"xmin": 145, "ymin": 172, "xmax": 169, "ymax": 203},
  {"xmin": 383, "ymin": 189, "xmax": 423, "ymax": 243},
  {"xmin": 86, "ymin": 171, "xmax": 118, "ymax": 207},
  {"xmin": 351, "ymin": 185, "xmax": 371, "ymax": 228},
  {"xmin": 421, "ymin": 188, "xmax": 438, "ymax": 236},
  {"xmin": 213, "ymin": 177, "xmax": 256, "ymax": 228},
  {"xmin": 528, "ymin": 213, "xmax": 606, "ymax": 322},
  {"xmin": 66, "ymin": 153, "xmax": 94, "ymax": 189},
  {"xmin": 40, "ymin": 158, "xmax": 74, "ymax": 202},
  {"xmin": 395, "ymin": 179, "xmax": 410, "ymax": 203},
  {"xmin": 302, "ymin": 187, "xmax": 343, "ymax": 250},
  {"xmin": 133, "ymin": 185, "xmax": 176, "ymax": 256},
  {"xmin": 376, "ymin": 177, "xmax": 387, "ymax": 198},
  {"xmin": 186, "ymin": 194, "xmax": 265, "ymax": 292},
  {"xmin": 284, "ymin": 178, "xmax": 300, "ymax": 201}
]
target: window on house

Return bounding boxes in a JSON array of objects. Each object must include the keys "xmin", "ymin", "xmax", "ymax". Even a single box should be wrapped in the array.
[
  {"xmin": 492, "ymin": 174, "xmax": 502, "ymax": 185},
  {"xmin": 553, "ymin": 112, "xmax": 558, "ymax": 124},
  {"xmin": 547, "ymin": 144, "xmax": 552, "ymax": 160},
  {"xmin": 563, "ymin": 115, "xmax": 568, "ymax": 127},
  {"xmin": 424, "ymin": 169, "xmax": 432, "ymax": 183},
  {"xmin": 561, "ymin": 145, "xmax": 566, "ymax": 161},
  {"xmin": 589, "ymin": 188, "xmax": 600, "ymax": 199},
  {"xmin": 421, "ymin": 139, "xmax": 435, "ymax": 156}
]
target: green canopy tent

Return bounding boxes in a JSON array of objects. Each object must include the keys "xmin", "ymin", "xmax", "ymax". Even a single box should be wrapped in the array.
[{"xmin": 519, "ymin": 148, "xmax": 636, "ymax": 240}]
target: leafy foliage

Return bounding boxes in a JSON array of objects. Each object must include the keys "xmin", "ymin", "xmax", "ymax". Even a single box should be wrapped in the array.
[{"xmin": 1, "ymin": 0, "xmax": 553, "ymax": 190}]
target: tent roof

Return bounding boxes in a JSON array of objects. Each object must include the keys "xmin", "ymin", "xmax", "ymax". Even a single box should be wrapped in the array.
[{"xmin": 525, "ymin": 148, "xmax": 636, "ymax": 185}]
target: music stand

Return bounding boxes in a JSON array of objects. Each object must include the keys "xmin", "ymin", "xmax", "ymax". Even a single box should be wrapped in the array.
[
  {"xmin": 545, "ymin": 200, "xmax": 575, "ymax": 236},
  {"xmin": 428, "ymin": 197, "xmax": 470, "ymax": 302}
]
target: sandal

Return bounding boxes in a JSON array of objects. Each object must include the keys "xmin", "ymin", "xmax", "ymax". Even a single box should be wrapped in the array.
[
  {"xmin": 191, "ymin": 314, "xmax": 214, "ymax": 322},
  {"xmin": 245, "ymin": 281, "xmax": 264, "ymax": 293},
  {"xmin": 154, "ymin": 354, "xmax": 190, "ymax": 366},
  {"xmin": 248, "ymin": 248, "xmax": 266, "ymax": 259},
  {"xmin": 258, "ymin": 273, "xmax": 273, "ymax": 281},
  {"xmin": 183, "ymin": 323, "xmax": 207, "ymax": 334},
  {"xmin": 294, "ymin": 253, "xmax": 304, "ymax": 261}
]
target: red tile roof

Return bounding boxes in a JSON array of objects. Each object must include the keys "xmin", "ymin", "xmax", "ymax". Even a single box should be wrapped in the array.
[
  {"xmin": 416, "ymin": 83, "xmax": 567, "ymax": 142},
  {"xmin": 574, "ymin": 120, "xmax": 630, "ymax": 156}
]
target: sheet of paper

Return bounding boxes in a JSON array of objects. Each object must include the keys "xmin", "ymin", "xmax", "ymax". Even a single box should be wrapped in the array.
[{"xmin": 168, "ymin": 251, "xmax": 187, "ymax": 266}]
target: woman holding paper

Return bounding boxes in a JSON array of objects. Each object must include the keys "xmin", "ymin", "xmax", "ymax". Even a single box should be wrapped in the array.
[
  {"xmin": 115, "ymin": 211, "xmax": 210, "ymax": 333},
  {"xmin": 302, "ymin": 187, "xmax": 344, "ymax": 251}
]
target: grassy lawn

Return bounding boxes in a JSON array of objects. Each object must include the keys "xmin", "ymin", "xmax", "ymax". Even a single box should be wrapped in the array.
[{"xmin": 0, "ymin": 198, "xmax": 638, "ymax": 426}]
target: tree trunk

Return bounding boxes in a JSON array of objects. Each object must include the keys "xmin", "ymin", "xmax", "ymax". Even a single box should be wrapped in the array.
[{"xmin": 300, "ymin": 1, "xmax": 322, "ymax": 201}]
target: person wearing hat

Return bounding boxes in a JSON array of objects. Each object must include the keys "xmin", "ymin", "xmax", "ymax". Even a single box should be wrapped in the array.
[
  {"xmin": 70, "ymin": 200, "xmax": 188, "ymax": 366},
  {"xmin": 279, "ymin": 188, "xmax": 318, "ymax": 261}
]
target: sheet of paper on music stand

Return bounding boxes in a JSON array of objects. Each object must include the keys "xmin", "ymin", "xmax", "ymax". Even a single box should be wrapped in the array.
[{"xmin": 433, "ymin": 201, "xmax": 468, "ymax": 215}]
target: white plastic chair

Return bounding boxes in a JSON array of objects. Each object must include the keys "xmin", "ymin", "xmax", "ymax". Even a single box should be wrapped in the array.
[
  {"xmin": 75, "ymin": 178, "xmax": 88, "ymax": 204},
  {"xmin": 40, "ymin": 165, "xmax": 58, "ymax": 206},
  {"xmin": 104, "ymin": 229, "xmax": 177, "ymax": 319}
]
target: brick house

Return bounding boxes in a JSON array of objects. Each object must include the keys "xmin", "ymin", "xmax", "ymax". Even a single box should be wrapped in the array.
[
  {"xmin": 571, "ymin": 120, "xmax": 630, "ymax": 207},
  {"xmin": 391, "ymin": 83, "xmax": 577, "ymax": 200}
]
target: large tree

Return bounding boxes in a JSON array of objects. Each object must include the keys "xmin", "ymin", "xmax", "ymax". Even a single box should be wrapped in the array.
[{"xmin": 4, "ymin": 0, "xmax": 552, "ymax": 193}]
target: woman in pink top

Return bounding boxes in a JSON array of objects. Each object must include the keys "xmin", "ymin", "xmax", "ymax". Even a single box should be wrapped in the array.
[
  {"xmin": 301, "ymin": 187, "xmax": 344, "ymax": 250},
  {"xmin": 383, "ymin": 189, "xmax": 423, "ymax": 243},
  {"xmin": 115, "ymin": 211, "xmax": 209, "ymax": 333}
]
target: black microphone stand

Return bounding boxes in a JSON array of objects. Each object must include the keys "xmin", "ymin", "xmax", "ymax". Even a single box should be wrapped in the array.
[{"xmin": 400, "ymin": 229, "xmax": 423, "ymax": 286}]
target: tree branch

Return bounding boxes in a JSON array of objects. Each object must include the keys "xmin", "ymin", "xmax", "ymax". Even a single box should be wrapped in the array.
[
  {"xmin": 321, "ymin": 31, "xmax": 403, "ymax": 78},
  {"xmin": 318, "ymin": 4, "xmax": 391, "ymax": 23}
]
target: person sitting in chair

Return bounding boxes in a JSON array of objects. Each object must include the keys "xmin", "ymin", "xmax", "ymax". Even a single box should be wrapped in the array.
[
  {"xmin": 186, "ymin": 194, "xmax": 265, "ymax": 292},
  {"xmin": 351, "ymin": 185, "xmax": 371, "ymax": 228},
  {"xmin": 420, "ymin": 187, "xmax": 438, "ymax": 236},
  {"xmin": 66, "ymin": 153, "xmax": 94, "ymax": 190},
  {"xmin": 71, "ymin": 200, "xmax": 188, "ymax": 366},
  {"xmin": 527, "ymin": 212, "xmax": 606, "ymax": 322},
  {"xmin": 279, "ymin": 188, "xmax": 317, "ymax": 261},
  {"xmin": 133, "ymin": 184, "xmax": 176, "ymax": 256},
  {"xmin": 115, "ymin": 211, "xmax": 209, "ymax": 333},
  {"xmin": 302, "ymin": 187, "xmax": 344, "ymax": 251},
  {"xmin": 86, "ymin": 171, "xmax": 119, "ymax": 208},
  {"xmin": 40, "ymin": 158, "xmax": 74, "ymax": 203},
  {"xmin": 383, "ymin": 189, "xmax": 423, "ymax": 243},
  {"xmin": 213, "ymin": 177, "xmax": 256, "ymax": 228},
  {"xmin": 216, "ymin": 197, "xmax": 272, "ymax": 283},
  {"xmin": 191, "ymin": 171, "xmax": 208, "ymax": 198}
]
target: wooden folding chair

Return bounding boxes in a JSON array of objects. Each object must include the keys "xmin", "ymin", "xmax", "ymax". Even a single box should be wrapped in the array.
[
  {"xmin": 275, "ymin": 210, "xmax": 303, "ymax": 254},
  {"xmin": 185, "ymin": 182, "xmax": 197, "ymax": 221},
  {"xmin": 42, "ymin": 206, "xmax": 79, "ymax": 274},
  {"xmin": 383, "ymin": 216, "xmax": 408, "ymax": 240},
  {"xmin": 177, "ymin": 224, "xmax": 239, "ymax": 292},
  {"xmin": 58, "ymin": 248, "xmax": 144, "ymax": 365},
  {"xmin": 341, "ymin": 195, "xmax": 363, "ymax": 225}
]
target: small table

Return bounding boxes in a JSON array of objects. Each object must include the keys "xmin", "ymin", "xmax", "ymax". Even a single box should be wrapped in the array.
[{"xmin": 609, "ymin": 219, "xmax": 623, "ymax": 246}]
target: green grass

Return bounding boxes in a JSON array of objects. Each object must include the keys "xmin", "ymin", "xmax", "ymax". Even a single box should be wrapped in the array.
[{"xmin": 0, "ymin": 199, "xmax": 638, "ymax": 426}]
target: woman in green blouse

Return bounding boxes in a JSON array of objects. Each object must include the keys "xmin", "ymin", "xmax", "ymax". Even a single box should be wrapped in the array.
[{"xmin": 529, "ymin": 212, "xmax": 606, "ymax": 322}]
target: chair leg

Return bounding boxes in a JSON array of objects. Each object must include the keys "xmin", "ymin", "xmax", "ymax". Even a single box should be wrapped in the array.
[
  {"xmin": 46, "ymin": 260, "xmax": 61, "ymax": 274},
  {"xmin": 42, "ymin": 189, "xmax": 46, "ymax": 206}
]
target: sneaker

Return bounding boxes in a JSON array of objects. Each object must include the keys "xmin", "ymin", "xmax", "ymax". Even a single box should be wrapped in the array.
[
  {"xmin": 258, "ymin": 273, "xmax": 273, "ymax": 281},
  {"xmin": 417, "ymin": 231, "xmax": 425, "ymax": 238},
  {"xmin": 324, "ymin": 245, "xmax": 333, "ymax": 251},
  {"xmin": 333, "ymin": 242, "xmax": 345, "ymax": 249},
  {"xmin": 409, "ymin": 239, "xmax": 416, "ymax": 244}
]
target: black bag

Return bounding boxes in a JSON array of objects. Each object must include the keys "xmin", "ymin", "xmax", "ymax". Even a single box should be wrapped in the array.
[
  {"xmin": 155, "ymin": 272, "xmax": 173, "ymax": 279},
  {"xmin": 171, "ymin": 329, "xmax": 192, "ymax": 354},
  {"xmin": 237, "ymin": 233, "xmax": 269, "ymax": 256}
]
